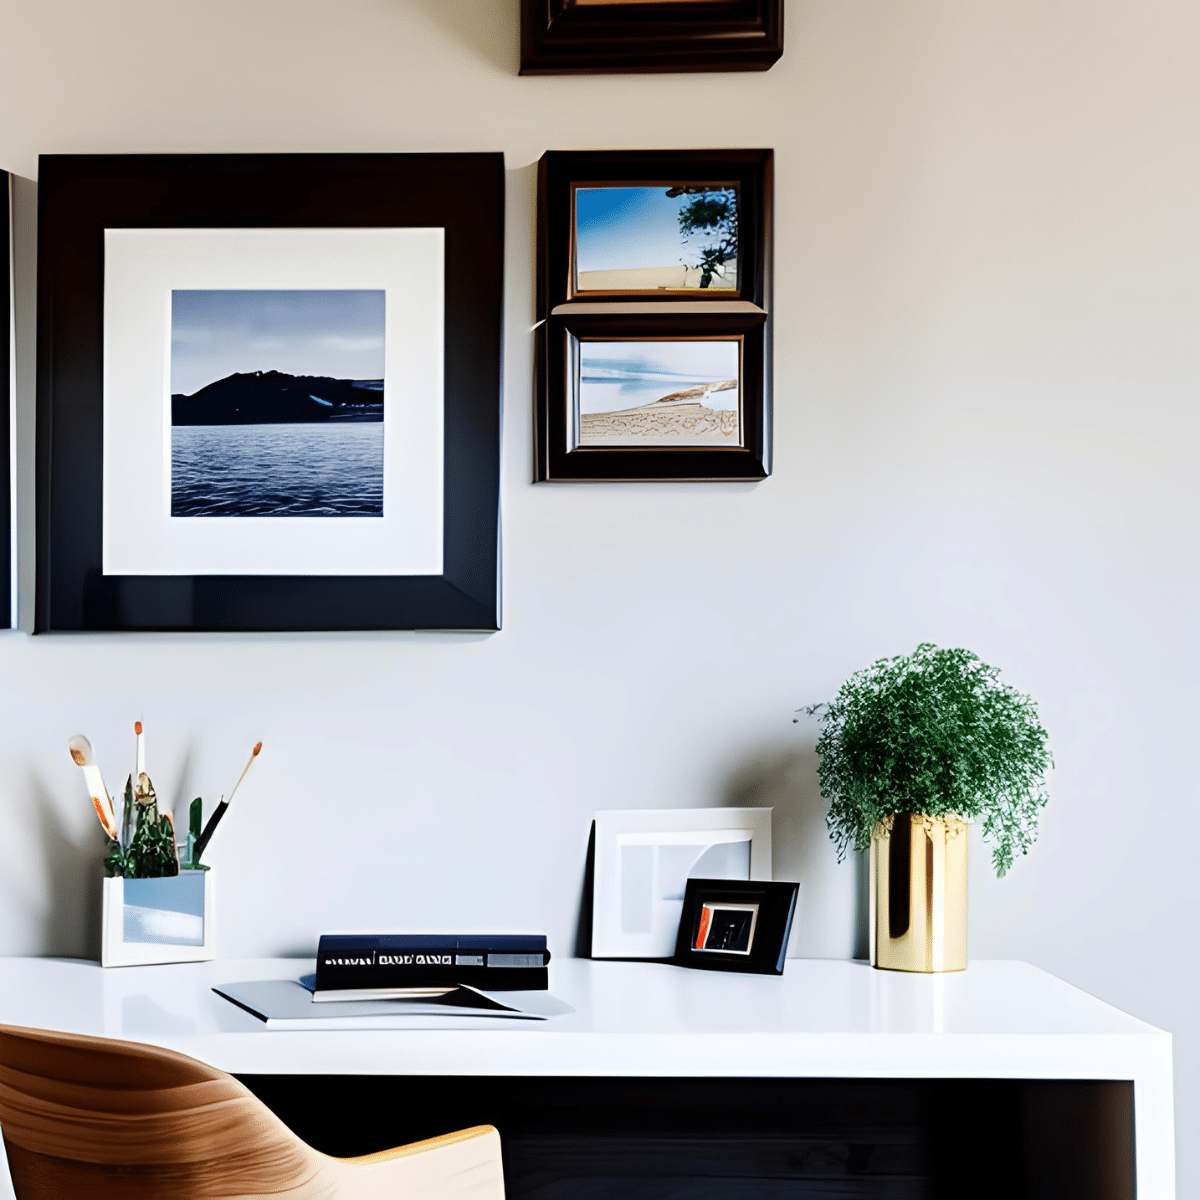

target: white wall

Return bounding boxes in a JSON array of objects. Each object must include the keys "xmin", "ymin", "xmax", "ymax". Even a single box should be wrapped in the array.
[{"xmin": 0, "ymin": 0, "xmax": 1196, "ymax": 1192}]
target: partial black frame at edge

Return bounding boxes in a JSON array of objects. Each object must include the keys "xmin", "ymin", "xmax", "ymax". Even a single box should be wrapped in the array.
[
  {"xmin": 1, "ymin": 172, "xmax": 11, "ymax": 629},
  {"xmin": 35, "ymin": 153, "xmax": 503, "ymax": 633}
]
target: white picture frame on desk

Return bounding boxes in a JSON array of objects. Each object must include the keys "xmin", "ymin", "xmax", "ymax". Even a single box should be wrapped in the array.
[
  {"xmin": 101, "ymin": 871, "xmax": 216, "ymax": 967},
  {"xmin": 591, "ymin": 807, "xmax": 772, "ymax": 959}
]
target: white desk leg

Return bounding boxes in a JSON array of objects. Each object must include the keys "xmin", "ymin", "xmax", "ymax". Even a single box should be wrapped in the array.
[{"xmin": 1134, "ymin": 1041, "xmax": 1176, "ymax": 1200}]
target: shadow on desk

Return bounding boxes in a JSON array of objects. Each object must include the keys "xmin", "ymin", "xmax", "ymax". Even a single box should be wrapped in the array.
[{"xmin": 240, "ymin": 1074, "xmax": 1135, "ymax": 1200}]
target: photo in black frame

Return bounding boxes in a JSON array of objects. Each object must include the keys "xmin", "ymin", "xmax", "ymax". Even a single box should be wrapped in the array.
[
  {"xmin": 0, "ymin": 172, "xmax": 11, "ymax": 629},
  {"xmin": 536, "ymin": 149, "xmax": 772, "ymax": 482},
  {"xmin": 539, "ymin": 149, "xmax": 771, "ymax": 312},
  {"xmin": 35, "ymin": 154, "xmax": 503, "ymax": 633},
  {"xmin": 520, "ymin": 0, "xmax": 784, "ymax": 76},
  {"xmin": 673, "ymin": 878, "xmax": 798, "ymax": 975},
  {"xmin": 544, "ymin": 310, "xmax": 768, "ymax": 481}
]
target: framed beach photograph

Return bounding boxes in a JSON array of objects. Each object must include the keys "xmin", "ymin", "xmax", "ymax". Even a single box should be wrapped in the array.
[
  {"xmin": 573, "ymin": 182, "xmax": 740, "ymax": 297},
  {"xmin": 520, "ymin": 0, "xmax": 784, "ymax": 76},
  {"xmin": 540, "ymin": 149, "xmax": 770, "ymax": 309},
  {"xmin": 541, "ymin": 310, "xmax": 767, "ymax": 481},
  {"xmin": 36, "ymin": 153, "xmax": 503, "ymax": 632},
  {"xmin": 573, "ymin": 337, "xmax": 743, "ymax": 448},
  {"xmin": 536, "ymin": 150, "xmax": 771, "ymax": 482}
]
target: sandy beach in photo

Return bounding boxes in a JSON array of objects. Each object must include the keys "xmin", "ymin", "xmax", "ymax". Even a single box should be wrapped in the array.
[
  {"xmin": 579, "ymin": 377, "xmax": 740, "ymax": 447},
  {"xmin": 578, "ymin": 259, "xmax": 739, "ymax": 293},
  {"xmin": 577, "ymin": 341, "xmax": 742, "ymax": 448},
  {"xmin": 580, "ymin": 400, "xmax": 739, "ymax": 446}
]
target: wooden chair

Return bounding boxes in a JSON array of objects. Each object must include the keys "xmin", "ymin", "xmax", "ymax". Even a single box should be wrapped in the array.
[{"xmin": 0, "ymin": 1023, "xmax": 504, "ymax": 1199}]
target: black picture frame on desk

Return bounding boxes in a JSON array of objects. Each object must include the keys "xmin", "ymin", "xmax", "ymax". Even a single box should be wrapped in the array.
[
  {"xmin": 673, "ymin": 878, "xmax": 798, "ymax": 975},
  {"xmin": 520, "ymin": 0, "xmax": 784, "ymax": 76},
  {"xmin": 35, "ymin": 153, "xmax": 503, "ymax": 633},
  {"xmin": 0, "ymin": 172, "xmax": 12, "ymax": 629},
  {"xmin": 536, "ymin": 149, "xmax": 772, "ymax": 483}
]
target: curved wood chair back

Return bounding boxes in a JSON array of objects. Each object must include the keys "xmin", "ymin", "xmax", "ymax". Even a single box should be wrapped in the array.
[{"xmin": 0, "ymin": 1022, "xmax": 503, "ymax": 1199}]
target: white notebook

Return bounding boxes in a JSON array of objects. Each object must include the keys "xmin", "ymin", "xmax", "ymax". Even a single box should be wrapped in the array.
[{"xmin": 213, "ymin": 978, "xmax": 571, "ymax": 1028}]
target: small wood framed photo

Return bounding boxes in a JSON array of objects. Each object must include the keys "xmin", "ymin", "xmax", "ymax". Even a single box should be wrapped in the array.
[
  {"xmin": 539, "ymin": 149, "xmax": 771, "ymax": 310},
  {"xmin": 673, "ymin": 878, "xmax": 798, "ymax": 975},
  {"xmin": 543, "ymin": 310, "xmax": 767, "ymax": 480},
  {"xmin": 536, "ymin": 150, "xmax": 772, "ymax": 482}
]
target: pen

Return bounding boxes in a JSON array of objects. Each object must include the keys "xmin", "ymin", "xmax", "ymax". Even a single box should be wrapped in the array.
[{"xmin": 193, "ymin": 741, "xmax": 262, "ymax": 860}]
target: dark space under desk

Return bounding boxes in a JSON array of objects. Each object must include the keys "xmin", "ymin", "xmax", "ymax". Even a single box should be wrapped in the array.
[
  {"xmin": 0, "ymin": 956, "xmax": 1172, "ymax": 1199},
  {"xmin": 239, "ymin": 1074, "xmax": 1135, "ymax": 1200}
]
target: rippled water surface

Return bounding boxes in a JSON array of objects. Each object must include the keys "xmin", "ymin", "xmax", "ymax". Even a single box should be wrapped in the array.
[{"xmin": 172, "ymin": 423, "xmax": 383, "ymax": 517}]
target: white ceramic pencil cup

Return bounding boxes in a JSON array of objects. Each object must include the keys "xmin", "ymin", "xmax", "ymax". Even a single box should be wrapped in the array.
[{"xmin": 101, "ymin": 869, "xmax": 215, "ymax": 967}]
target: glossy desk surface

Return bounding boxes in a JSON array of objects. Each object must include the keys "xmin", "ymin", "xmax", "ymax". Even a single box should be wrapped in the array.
[
  {"xmin": 0, "ymin": 955, "xmax": 1166, "ymax": 1078},
  {"xmin": 0, "ymin": 956, "xmax": 1175, "ymax": 1199}
]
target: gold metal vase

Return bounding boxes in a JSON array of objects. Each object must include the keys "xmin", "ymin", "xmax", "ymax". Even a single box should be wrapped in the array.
[{"xmin": 870, "ymin": 813, "xmax": 968, "ymax": 973}]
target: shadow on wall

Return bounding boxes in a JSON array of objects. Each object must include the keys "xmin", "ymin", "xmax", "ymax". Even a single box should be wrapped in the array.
[
  {"xmin": 409, "ymin": 0, "xmax": 519, "ymax": 75},
  {"xmin": 16, "ymin": 771, "xmax": 105, "ymax": 960},
  {"xmin": 569, "ymin": 737, "xmax": 869, "ymax": 962},
  {"xmin": 724, "ymin": 734, "xmax": 869, "ymax": 960},
  {"xmin": 574, "ymin": 821, "xmax": 596, "ymax": 958}
]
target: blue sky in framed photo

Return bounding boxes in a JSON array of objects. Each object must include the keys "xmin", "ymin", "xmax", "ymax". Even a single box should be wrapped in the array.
[
  {"xmin": 579, "ymin": 340, "xmax": 740, "ymax": 415},
  {"xmin": 577, "ymin": 339, "xmax": 742, "ymax": 448},
  {"xmin": 171, "ymin": 288, "xmax": 385, "ymax": 396},
  {"xmin": 574, "ymin": 185, "xmax": 739, "ymax": 290}
]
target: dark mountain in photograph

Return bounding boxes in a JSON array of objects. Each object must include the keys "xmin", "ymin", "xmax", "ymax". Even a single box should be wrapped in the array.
[{"xmin": 172, "ymin": 370, "xmax": 383, "ymax": 426}]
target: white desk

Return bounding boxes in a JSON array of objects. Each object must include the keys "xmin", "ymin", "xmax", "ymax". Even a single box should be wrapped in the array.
[{"xmin": 0, "ymin": 956, "xmax": 1174, "ymax": 1199}]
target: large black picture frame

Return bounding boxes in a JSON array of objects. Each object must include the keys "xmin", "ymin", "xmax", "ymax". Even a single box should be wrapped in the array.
[
  {"xmin": 35, "ymin": 153, "xmax": 503, "ymax": 633},
  {"xmin": 520, "ymin": 0, "xmax": 784, "ymax": 76},
  {"xmin": 1, "ymin": 172, "xmax": 11, "ymax": 629},
  {"xmin": 536, "ymin": 149, "xmax": 772, "ymax": 482}
]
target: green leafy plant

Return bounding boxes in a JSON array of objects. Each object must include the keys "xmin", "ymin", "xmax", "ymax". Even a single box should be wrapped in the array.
[
  {"xmin": 802, "ymin": 644, "xmax": 1052, "ymax": 876},
  {"xmin": 668, "ymin": 186, "xmax": 738, "ymax": 289},
  {"xmin": 103, "ymin": 774, "xmax": 180, "ymax": 879}
]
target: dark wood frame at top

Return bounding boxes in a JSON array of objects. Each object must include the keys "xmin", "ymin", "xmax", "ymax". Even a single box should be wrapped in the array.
[
  {"xmin": 1, "ymin": 172, "xmax": 11, "ymax": 629},
  {"xmin": 35, "ymin": 153, "xmax": 504, "ymax": 633},
  {"xmin": 536, "ymin": 149, "xmax": 772, "ymax": 482},
  {"xmin": 520, "ymin": 0, "xmax": 783, "ymax": 75}
]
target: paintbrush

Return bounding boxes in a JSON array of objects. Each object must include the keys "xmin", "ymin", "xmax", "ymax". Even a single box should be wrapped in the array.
[
  {"xmin": 68, "ymin": 735, "xmax": 117, "ymax": 840},
  {"xmin": 193, "ymin": 741, "xmax": 262, "ymax": 861}
]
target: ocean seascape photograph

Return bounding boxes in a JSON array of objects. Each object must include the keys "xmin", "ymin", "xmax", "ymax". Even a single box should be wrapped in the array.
[
  {"xmin": 576, "ymin": 339, "xmax": 741, "ymax": 448},
  {"xmin": 574, "ymin": 184, "xmax": 739, "ymax": 293},
  {"xmin": 170, "ymin": 289, "xmax": 385, "ymax": 518}
]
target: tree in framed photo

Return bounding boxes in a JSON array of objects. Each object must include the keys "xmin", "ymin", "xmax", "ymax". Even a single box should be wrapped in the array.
[{"xmin": 670, "ymin": 185, "xmax": 738, "ymax": 289}]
